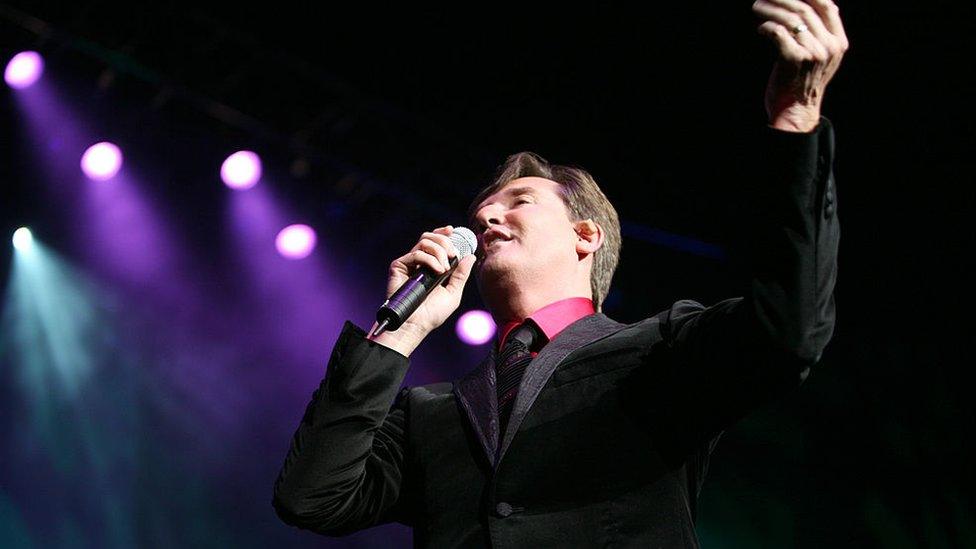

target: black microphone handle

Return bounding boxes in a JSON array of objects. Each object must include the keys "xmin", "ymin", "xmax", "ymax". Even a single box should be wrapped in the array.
[{"xmin": 376, "ymin": 255, "xmax": 460, "ymax": 333}]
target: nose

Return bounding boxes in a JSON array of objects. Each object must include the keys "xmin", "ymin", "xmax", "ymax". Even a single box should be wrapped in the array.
[{"xmin": 475, "ymin": 203, "xmax": 504, "ymax": 231}]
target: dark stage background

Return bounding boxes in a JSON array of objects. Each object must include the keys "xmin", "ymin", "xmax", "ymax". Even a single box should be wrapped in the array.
[{"xmin": 1, "ymin": 2, "xmax": 972, "ymax": 547}]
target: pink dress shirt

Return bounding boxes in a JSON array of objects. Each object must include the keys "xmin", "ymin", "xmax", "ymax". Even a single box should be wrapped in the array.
[{"xmin": 495, "ymin": 297, "xmax": 596, "ymax": 356}]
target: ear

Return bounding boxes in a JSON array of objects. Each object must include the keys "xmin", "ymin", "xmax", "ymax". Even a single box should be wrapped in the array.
[{"xmin": 574, "ymin": 219, "xmax": 604, "ymax": 257}]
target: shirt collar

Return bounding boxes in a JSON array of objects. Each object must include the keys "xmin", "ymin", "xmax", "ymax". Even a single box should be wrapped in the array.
[{"xmin": 496, "ymin": 297, "xmax": 596, "ymax": 352}]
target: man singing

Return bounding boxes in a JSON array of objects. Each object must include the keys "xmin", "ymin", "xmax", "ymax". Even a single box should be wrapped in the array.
[{"xmin": 273, "ymin": 1, "xmax": 848, "ymax": 546}]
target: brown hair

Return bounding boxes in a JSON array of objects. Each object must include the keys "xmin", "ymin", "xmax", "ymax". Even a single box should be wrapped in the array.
[{"xmin": 466, "ymin": 152, "xmax": 622, "ymax": 312}]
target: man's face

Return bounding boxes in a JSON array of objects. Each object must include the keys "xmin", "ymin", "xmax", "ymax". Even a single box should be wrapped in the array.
[{"xmin": 471, "ymin": 176, "xmax": 582, "ymax": 292}]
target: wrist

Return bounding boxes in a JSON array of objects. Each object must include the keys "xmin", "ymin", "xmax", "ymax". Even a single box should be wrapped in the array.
[
  {"xmin": 768, "ymin": 104, "xmax": 821, "ymax": 133},
  {"xmin": 367, "ymin": 320, "xmax": 428, "ymax": 357}
]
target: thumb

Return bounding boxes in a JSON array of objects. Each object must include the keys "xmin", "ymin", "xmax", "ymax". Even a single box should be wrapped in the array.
[{"xmin": 445, "ymin": 254, "xmax": 477, "ymax": 293}]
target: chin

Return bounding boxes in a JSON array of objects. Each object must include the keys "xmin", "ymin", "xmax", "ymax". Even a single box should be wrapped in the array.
[{"xmin": 477, "ymin": 254, "xmax": 517, "ymax": 282}]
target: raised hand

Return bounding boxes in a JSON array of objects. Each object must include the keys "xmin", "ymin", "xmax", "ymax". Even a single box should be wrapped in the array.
[{"xmin": 753, "ymin": 0, "xmax": 849, "ymax": 132}]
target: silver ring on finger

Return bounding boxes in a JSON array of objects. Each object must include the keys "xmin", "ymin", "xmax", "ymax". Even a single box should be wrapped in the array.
[{"xmin": 791, "ymin": 23, "xmax": 808, "ymax": 35}]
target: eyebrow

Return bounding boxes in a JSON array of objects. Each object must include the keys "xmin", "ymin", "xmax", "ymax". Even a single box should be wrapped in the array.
[{"xmin": 475, "ymin": 186, "xmax": 538, "ymax": 212}]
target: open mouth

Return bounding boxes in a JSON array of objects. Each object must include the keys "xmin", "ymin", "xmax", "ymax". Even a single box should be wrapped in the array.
[{"xmin": 483, "ymin": 236, "xmax": 514, "ymax": 254}]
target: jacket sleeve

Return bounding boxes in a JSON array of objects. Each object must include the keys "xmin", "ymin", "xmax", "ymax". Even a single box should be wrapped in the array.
[
  {"xmin": 272, "ymin": 320, "xmax": 417, "ymax": 536},
  {"xmin": 644, "ymin": 118, "xmax": 840, "ymax": 452}
]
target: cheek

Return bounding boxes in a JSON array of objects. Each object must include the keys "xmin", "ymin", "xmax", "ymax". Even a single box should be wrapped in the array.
[{"xmin": 533, "ymin": 232, "xmax": 577, "ymax": 262}]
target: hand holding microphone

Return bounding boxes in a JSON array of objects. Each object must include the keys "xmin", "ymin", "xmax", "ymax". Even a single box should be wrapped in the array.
[{"xmin": 368, "ymin": 226, "xmax": 478, "ymax": 353}]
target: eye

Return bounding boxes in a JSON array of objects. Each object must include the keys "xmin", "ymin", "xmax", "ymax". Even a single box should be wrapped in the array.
[{"xmin": 514, "ymin": 198, "xmax": 531, "ymax": 205}]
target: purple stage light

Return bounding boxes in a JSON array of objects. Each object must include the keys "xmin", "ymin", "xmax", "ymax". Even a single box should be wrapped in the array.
[
  {"xmin": 4, "ymin": 51, "xmax": 44, "ymax": 89},
  {"xmin": 81, "ymin": 142, "xmax": 123, "ymax": 181},
  {"xmin": 221, "ymin": 150, "xmax": 262, "ymax": 189},
  {"xmin": 275, "ymin": 224, "xmax": 317, "ymax": 259},
  {"xmin": 456, "ymin": 310, "xmax": 496, "ymax": 346}
]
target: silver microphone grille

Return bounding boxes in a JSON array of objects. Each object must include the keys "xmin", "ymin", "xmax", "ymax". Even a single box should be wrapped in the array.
[{"xmin": 449, "ymin": 227, "xmax": 478, "ymax": 258}]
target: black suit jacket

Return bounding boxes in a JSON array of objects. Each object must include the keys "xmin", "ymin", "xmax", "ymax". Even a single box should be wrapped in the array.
[{"xmin": 273, "ymin": 120, "xmax": 840, "ymax": 547}]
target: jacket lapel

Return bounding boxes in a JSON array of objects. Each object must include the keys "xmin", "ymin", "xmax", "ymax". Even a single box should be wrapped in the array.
[
  {"xmin": 453, "ymin": 348, "xmax": 500, "ymax": 466},
  {"xmin": 496, "ymin": 313, "xmax": 627, "ymax": 464},
  {"xmin": 453, "ymin": 313, "xmax": 629, "ymax": 470}
]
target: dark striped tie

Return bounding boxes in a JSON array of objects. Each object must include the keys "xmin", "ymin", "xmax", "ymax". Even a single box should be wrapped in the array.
[{"xmin": 495, "ymin": 322, "xmax": 538, "ymax": 434}]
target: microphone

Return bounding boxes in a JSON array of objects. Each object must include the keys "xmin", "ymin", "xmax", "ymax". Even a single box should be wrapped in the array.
[{"xmin": 372, "ymin": 226, "xmax": 478, "ymax": 338}]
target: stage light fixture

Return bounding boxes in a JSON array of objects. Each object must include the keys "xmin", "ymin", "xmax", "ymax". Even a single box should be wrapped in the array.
[
  {"xmin": 4, "ymin": 51, "xmax": 44, "ymax": 89},
  {"xmin": 81, "ymin": 142, "xmax": 123, "ymax": 181},
  {"xmin": 456, "ymin": 310, "xmax": 496, "ymax": 346},
  {"xmin": 275, "ymin": 224, "xmax": 317, "ymax": 260},
  {"xmin": 12, "ymin": 227, "xmax": 34, "ymax": 251},
  {"xmin": 221, "ymin": 151, "xmax": 262, "ymax": 190}
]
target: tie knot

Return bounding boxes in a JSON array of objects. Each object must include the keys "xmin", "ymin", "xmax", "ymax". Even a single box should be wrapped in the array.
[{"xmin": 505, "ymin": 321, "xmax": 538, "ymax": 353}]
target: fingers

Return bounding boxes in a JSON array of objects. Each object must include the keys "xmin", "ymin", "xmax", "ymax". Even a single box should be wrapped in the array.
[
  {"xmin": 760, "ymin": 0, "xmax": 832, "ymax": 42},
  {"xmin": 807, "ymin": 0, "xmax": 848, "ymax": 44},
  {"xmin": 391, "ymin": 249, "xmax": 445, "ymax": 279},
  {"xmin": 443, "ymin": 254, "xmax": 477, "ymax": 293},
  {"xmin": 753, "ymin": 0, "xmax": 848, "ymax": 59},
  {"xmin": 775, "ymin": 0, "xmax": 847, "ymax": 55},
  {"xmin": 418, "ymin": 227, "xmax": 459, "ymax": 267},
  {"xmin": 753, "ymin": 3, "xmax": 818, "ymax": 62},
  {"xmin": 392, "ymin": 226, "xmax": 461, "ymax": 276},
  {"xmin": 757, "ymin": 20, "xmax": 809, "ymax": 63}
]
